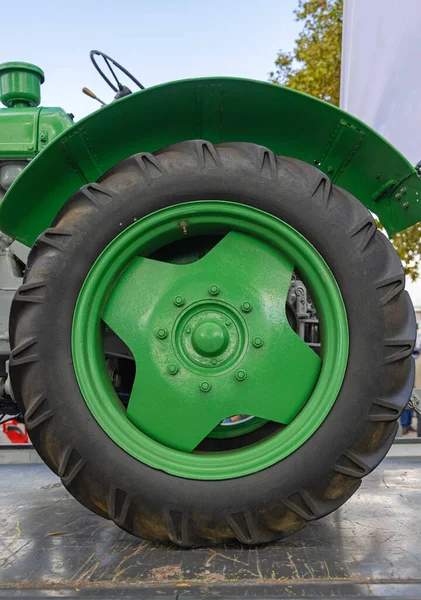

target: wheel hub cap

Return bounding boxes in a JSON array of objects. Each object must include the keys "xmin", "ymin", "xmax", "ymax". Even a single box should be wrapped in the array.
[
  {"xmin": 176, "ymin": 304, "xmax": 246, "ymax": 370},
  {"xmin": 191, "ymin": 320, "xmax": 228, "ymax": 356}
]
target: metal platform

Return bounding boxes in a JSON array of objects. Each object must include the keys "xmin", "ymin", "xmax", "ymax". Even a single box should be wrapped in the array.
[{"xmin": 1, "ymin": 456, "xmax": 421, "ymax": 599}]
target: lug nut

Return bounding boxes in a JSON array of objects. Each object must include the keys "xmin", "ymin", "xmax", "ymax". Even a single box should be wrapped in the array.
[
  {"xmin": 167, "ymin": 364, "xmax": 179, "ymax": 375},
  {"xmin": 156, "ymin": 328, "xmax": 168, "ymax": 340},
  {"xmin": 241, "ymin": 302, "xmax": 252, "ymax": 313},
  {"xmin": 236, "ymin": 370, "xmax": 247, "ymax": 381},
  {"xmin": 174, "ymin": 295, "xmax": 185, "ymax": 307},
  {"xmin": 253, "ymin": 337, "xmax": 264, "ymax": 348},
  {"xmin": 200, "ymin": 381, "xmax": 212, "ymax": 393},
  {"xmin": 209, "ymin": 284, "xmax": 220, "ymax": 296}
]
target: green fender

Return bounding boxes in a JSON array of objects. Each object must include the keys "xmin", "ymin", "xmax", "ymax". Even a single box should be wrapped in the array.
[{"xmin": 0, "ymin": 77, "xmax": 420, "ymax": 246}]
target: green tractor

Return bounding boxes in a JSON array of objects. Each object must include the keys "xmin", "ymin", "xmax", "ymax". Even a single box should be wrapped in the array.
[{"xmin": 0, "ymin": 52, "xmax": 417, "ymax": 546}]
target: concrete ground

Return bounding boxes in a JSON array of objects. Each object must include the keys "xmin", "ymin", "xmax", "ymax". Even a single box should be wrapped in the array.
[{"xmin": 0, "ymin": 453, "xmax": 421, "ymax": 598}]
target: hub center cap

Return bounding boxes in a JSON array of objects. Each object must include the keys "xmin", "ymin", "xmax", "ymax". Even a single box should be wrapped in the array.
[
  {"xmin": 192, "ymin": 320, "xmax": 229, "ymax": 356},
  {"xmin": 174, "ymin": 302, "xmax": 247, "ymax": 372}
]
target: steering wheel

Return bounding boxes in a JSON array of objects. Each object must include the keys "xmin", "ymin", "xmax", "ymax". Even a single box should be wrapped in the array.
[{"xmin": 90, "ymin": 50, "xmax": 144, "ymax": 99}]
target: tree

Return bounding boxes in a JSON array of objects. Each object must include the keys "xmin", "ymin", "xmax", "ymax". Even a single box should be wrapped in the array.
[{"xmin": 270, "ymin": 0, "xmax": 421, "ymax": 280}]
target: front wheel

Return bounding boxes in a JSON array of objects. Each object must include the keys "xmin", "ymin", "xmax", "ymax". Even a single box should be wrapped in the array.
[{"xmin": 10, "ymin": 141, "xmax": 415, "ymax": 546}]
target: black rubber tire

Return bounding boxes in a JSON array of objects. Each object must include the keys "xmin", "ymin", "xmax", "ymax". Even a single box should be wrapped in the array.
[{"xmin": 9, "ymin": 141, "xmax": 416, "ymax": 547}]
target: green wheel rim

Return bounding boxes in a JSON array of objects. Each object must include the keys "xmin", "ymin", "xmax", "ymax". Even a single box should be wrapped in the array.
[{"xmin": 72, "ymin": 201, "xmax": 349, "ymax": 480}]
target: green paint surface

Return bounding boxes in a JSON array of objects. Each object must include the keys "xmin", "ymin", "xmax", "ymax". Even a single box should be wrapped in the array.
[
  {"xmin": 0, "ymin": 78, "xmax": 420, "ymax": 244},
  {"xmin": 102, "ymin": 231, "xmax": 321, "ymax": 452}
]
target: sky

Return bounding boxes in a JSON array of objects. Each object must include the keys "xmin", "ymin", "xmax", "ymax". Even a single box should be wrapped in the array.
[
  {"xmin": 1, "ymin": 0, "xmax": 301, "ymax": 119},
  {"xmin": 2, "ymin": 0, "xmax": 421, "ymax": 305}
]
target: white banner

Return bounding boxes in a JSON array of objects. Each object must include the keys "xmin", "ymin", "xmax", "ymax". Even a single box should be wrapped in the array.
[{"xmin": 341, "ymin": 0, "xmax": 421, "ymax": 165}]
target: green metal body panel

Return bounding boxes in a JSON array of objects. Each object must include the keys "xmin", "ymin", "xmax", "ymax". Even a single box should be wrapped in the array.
[
  {"xmin": 0, "ymin": 77, "xmax": 420, "ymax": 244},
  {"xmin": 0, "ymin": 106, "xmax": 74, "ymax": 159}
]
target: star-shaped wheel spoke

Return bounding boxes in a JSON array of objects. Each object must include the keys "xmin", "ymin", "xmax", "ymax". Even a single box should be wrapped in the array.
[{"xmin": 102, "ymin": 232, "xmax": 321, "ymax": 452}]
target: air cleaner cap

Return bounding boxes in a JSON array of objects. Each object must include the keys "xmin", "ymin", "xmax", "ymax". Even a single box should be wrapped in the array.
[{"xmin": 0, "ymin": 62, "xmax": 45, "ymax": 107}]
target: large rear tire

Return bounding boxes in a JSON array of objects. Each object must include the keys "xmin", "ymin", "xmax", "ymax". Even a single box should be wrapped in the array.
[{"xmin": 10, "ymin": 141, "xmax": 415, "ymax": 546}]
